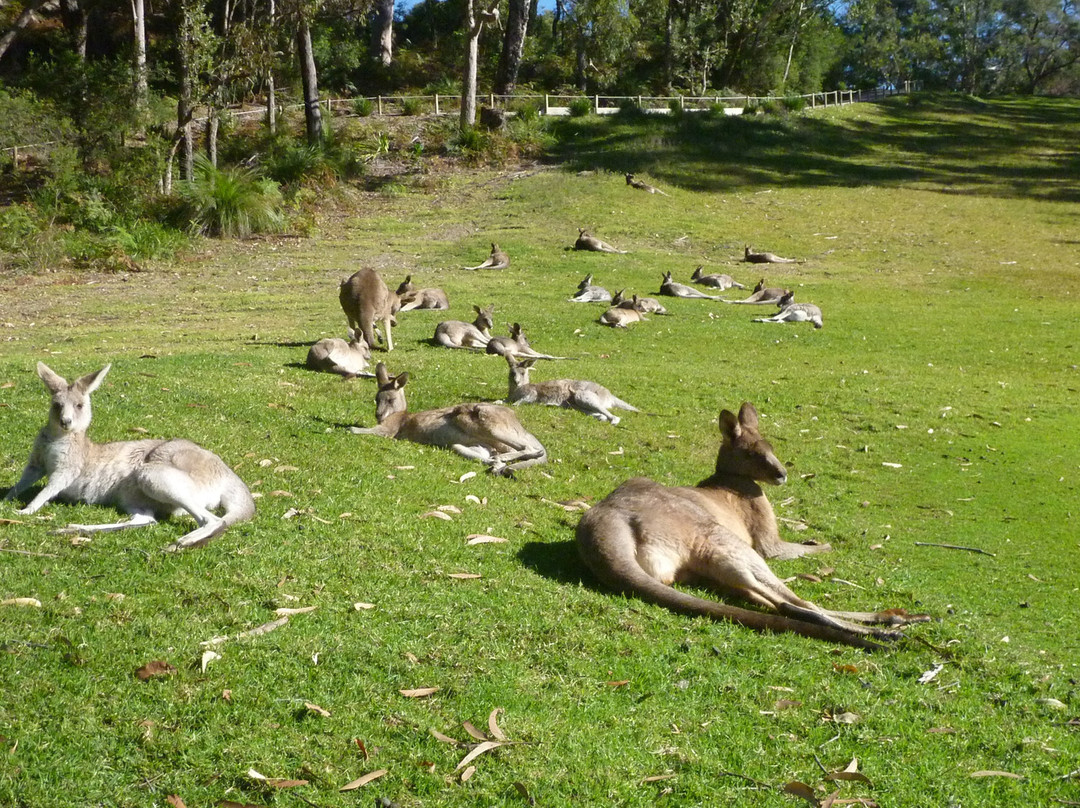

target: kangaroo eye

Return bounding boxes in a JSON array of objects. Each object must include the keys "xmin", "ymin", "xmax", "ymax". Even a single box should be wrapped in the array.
[{"xmin": 75, "ymin": 403, "xmax": 84, "ymax": 410}]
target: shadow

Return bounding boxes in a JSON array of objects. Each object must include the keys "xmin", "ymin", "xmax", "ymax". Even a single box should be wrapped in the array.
[
  {"xmin": 249, "ymin": 340, "xmax": 316, "ymax": 348},
  {"xmin": 545, "ymin": 94, "xmax": 1080, "ymax": 204},
  {"xmin": 517, "ymin": 539, "xmax": 591, "ymax": 587}
]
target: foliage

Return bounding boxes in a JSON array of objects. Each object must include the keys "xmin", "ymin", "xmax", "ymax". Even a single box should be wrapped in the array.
[
  {"xmin": 352, "ymin": 97, "xmax": 375, "ymax": 117},
  {"xmin": 568, "ymin": 97, "xmax": 593, "ymax": 117},
  {"xmin": 177, "ymin": 154, "xmax": 284, "ymax": 237},
  {"xmin": 0, "ymin": 87, "xmax": 74, "ymax": 149}
]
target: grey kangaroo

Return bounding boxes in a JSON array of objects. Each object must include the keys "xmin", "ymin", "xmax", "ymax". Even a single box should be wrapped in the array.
[
  {"xmin": 339, "ymin": 268, "xmax": 401, "ymax": 352},
  {"xmin": 4, "ymin": 363, "xmax": 254, "ymax": 552},
  {"xmin": 691, "ymin": 266, "xmax": 745, "ymax": 291},
  {"xmin": 505, "ymin": 356, "xmax": 638, "ymax": 424},
  {"xmin": 576, "ymin": 403, "xmax": 930, "ymax": 649},
  {"xmin": 574, "ymin": 229, "xmax": 627, "ymax": 254}
]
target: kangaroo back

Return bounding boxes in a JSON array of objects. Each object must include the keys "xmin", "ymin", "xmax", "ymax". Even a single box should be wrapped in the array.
[{"xmin": 339, "ymin": 269, "xmax": 400, "ymax": 351}]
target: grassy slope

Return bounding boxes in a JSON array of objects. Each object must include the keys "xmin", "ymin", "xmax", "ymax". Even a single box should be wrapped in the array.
[{"xmin": 1, "ymin": 94, "xmax": 1078, "ymax": 807}]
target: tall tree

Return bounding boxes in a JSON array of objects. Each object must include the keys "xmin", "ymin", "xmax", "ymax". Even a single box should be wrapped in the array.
[
  {"xmin": 296, "ymin": 11, "xmax": 322, "ymax": 143},
  {"xmin": 495, "ymin": 0, "xmax": 530, "ymax": 94},
  {"xmin": 460, "ymin": 0, "xmax": 499, "ymax": 128},
  {"xmin": 130, "ymin": 0, "xmax": 149, "ymax": 124},
  {"xmin": 374, "ymin": 0, "xmax": 393, "ymax": 65}
]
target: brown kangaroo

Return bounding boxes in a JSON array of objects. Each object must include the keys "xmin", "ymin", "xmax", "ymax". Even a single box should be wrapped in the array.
[
  {"xmin": 576, "ymin": 403, "xmax": 930, "ymax": 649},
  {"xmin": 485, "ymin": 323, "xmax": 565, "ymax": 360},
  {"xmin": 612, "ymin": 288, "xmax": 667, "ymax": 315},
  {"xmin": 752, "ymin": 291, "xmax": 824, "ymax": 328},
  {"xmin": 396, "ymin": 275, "xmax": 450, "ymax": 311},
  {"xmin": 722, "ymin": 278, "xmax": 789, "ymax": 305},
  {"xmin": 691, "ymin": 266, "xmax": 745, "ymax": 291},
  {"xmin": 625, "ymin": 173, "xmax": 669, "ymax": 196},
  {"xmin": 339, "ymin": 269, "xmax": 401, "ymax": 352},
  {"xmin": 743, "ymin": 245, "xmax": 802, "ymax": 264},
  {"xmin": 463, "ymin": 243, "xmax": 510, "ymax": 270},
  {"xmin": 599, "ymin": 295, "xmax": 647, "ymax": 328},
  {"xmin": 350, "ymin": 364, "xmax": 547, "ymax": 476},
  {"xmin": 574, "ymin": 229, "xmax": 627, "ymax": 254},
  {"xmin": 434, "ymin": 305, "xmax": 495, "ymax": 350}
]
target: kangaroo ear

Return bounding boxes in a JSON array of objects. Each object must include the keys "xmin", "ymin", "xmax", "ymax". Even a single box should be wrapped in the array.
[
  {"xmin": 719, "ymin": 409, "xmax": 741, "ymax": 441},
  {"xmin": 392, "ymin": 372, "xmax": 410, "ymax": 389},
  {"xmin": 473, "ymin": 304, "xmax": 481, "ymax": 314},
  {"xmin": 738, "ymin": 402, "xmax": 759, "ymax": 430},
  {"xmin": 375, "ymin": 363, "xmax": 390, "ymax": 385},
  {"xmin": 36, "ymin": 362, "xmax": 67, "ymax": 394},
  {"xmin": 75, "ymin": 364, "xmax": 110, "ymax": 395}
]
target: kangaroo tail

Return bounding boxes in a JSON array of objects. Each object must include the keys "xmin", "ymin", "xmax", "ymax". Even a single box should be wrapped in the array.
[
  {"xmin": 221, "ymin": 480, "xmax": 256, "ymax": 528},
  {"xmin": 612, "ymin": 398, "xmax": 639, "ymax": 412}
]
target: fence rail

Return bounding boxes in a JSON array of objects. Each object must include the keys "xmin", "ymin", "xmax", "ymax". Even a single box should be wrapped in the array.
[{"xmin": 1, "ymin": 83, "xmax": 918, "ymax": 165}]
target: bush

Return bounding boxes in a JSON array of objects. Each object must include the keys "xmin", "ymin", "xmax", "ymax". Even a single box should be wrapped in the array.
[
  {"xmin": 353, "ymin": 97, "xmax": 374, "ymax": 117},
  {"xmin": 782, "ymin": 96, "xmax": 807, "ymax": 112},
  {"xmin": 178, "ymin": 154, "xmax": 284, "ymax": 238},
  {"xmin": 513, "ymin": 102, "xmax": 541, "ymax": 124},
  {"xmin": 568, "ymin": 97, "xmax": 592, "ymax": 117},
  {"xmin": 399, "ymin": 97, "xmax": 426, "ymax": 116}
]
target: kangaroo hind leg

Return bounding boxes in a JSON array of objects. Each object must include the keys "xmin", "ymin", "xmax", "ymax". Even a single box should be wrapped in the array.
[
  {"xmin": 56, "ymin": 510, "xmax": 158, "ymax": 535},
  {"xmin": 135, "ymin": 464, "xmax": 227, "ymax": 552}
]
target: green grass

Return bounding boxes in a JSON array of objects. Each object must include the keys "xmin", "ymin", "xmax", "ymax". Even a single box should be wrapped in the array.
[{"xmin": 1, "ymin": 94, "xmax": 1079, "ymax": 807}]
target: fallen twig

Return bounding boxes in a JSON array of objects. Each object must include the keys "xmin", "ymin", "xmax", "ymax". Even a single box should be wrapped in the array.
[
  {"xmin": 0, "ymin": 547, "xmax": 58, "ymax": 558},
  {"xmin": 914, "ymin": 542, "xmax": 996, "ymax": 557}
]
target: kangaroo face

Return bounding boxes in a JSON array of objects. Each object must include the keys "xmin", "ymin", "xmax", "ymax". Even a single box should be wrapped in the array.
[
  {"xmin": 715, "ymin": 404, "xmax": 787, "ymax": 485},
  {"xmin": 38, "ymin": 362, "xmax": 108, "ymax": 434},
  {"xmin": 373, "ymin": 366, "xmax": 409, "ymax": 423}
]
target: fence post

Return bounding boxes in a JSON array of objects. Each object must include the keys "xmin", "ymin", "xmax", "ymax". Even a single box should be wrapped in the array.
[
  {"xmin": 637, "ymin": 95, "xmax": 642, "ymax": 109},
  {"xmin": 377, "ymin": 96, "xmax": 383, "ymax": 116},
  {"xmin": 544, "ymin": 94, "xmax": 549, "ymax": 115},
  {"xmin": 594, "ymin": 94, "xmax": 599, "ymax": 113},
  {"xmin": 435, "ymin": 94, "xmax": 440, "ymax": 115}
]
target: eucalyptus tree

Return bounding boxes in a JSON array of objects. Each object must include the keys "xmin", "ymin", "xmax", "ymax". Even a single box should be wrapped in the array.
[
  {"xmin": 460, "ymin": 0, "xmax": 500, "ymax": 127},
  {"xmin": 494, "ymin": 0, "xmax": 530, "ymax": 94},
  {"xmin": 997, "ymin": 0, "xmax": 1080, "ymax": 92}
]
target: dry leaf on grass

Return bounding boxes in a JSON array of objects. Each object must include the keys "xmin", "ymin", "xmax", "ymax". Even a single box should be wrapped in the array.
[
  {"xmin": 353, "ymin": 602, "xmax": 376, "ymax": 610},
  {"xmin": 457, "ymin": 472, "xmax": 477, "ymax": 483},
  {"xmin": 642, "ymin": 774, "xmax": 677, "ymax": 783},
  {"xmin": 166, "ymin": 796, "xmax": 187, "ymax": 808},
  {"xmin": 274, "ymin": 606, "xmax": 318, "ymax": 617},
  {"xmin": 304, "ymin": 702, "xmax": 331, "ymax": 717},
  {"xmin": 430, "ymin": 728, "xmax": 462, "ymax": 745},
  {"xmin": 783, "ymin": 781, "xmax": 818, "ymax": 804},
  {"xmin": 487, "ymin": 708, "xmax": 508, "ymax": 742},
  {"xmin": 970, "ymin": 770, "xmax": 1023, "ymax": 779},
  {"xmin": 606, "ymin": 680, "xmax": 630, "ymax": 688},
  {"xmin": 237, "ymin": 616, "xmax": 289, "ymax": 640},
  {"xmin": 420, "ymin": 511, "xmax": 453, "ymax": 521},
  {"xmin": 455, "ymin": 740, "xmax": 506, "ymax": 770},
  {"xmin": 774, "ymin": 699, "xmax": 803, "ymax": 711},
  {"xmin": 460, "ymin": 765, "xmax": 476, "ymax": 781},
  {"xmin": 339, "ymin": 769, "xmax": 387, "ymax": 791},
  {"xmin": 274, "ymin": 465, "xmax": 299, "ymax": 473},
  {"xmin": 0, "ymin": 518, "xmax": 24, "ymax": 525},
  {"xmin": 832, "ymin": 711, "xmax": 861, "ymax": 724},
  {"xmin": 918, "ymin": 663, "xmax": 944, "ymax": 684},
  {"xmin": 0, "ymin": 598, "xmax": 42, "ymax": 608},
  {"xmin": 437, "ymin": 505, "xmax": 462, "ymax": 514},
  {"xmin": 466, "ymin": 534, "xmax": 508, "ymax": 545},
  {"xmin": 219, "ymin": 802, "xmax": 267, "ymax": 808},
  {"xmin": 200, "ymin": 650, "xmax": 221, "ymax": 673},
  {"xmin": 135, "ymin": 660, "xmax": 176, "ymax": 680},
  {"xmin": 462, "ymin": 721, "xmax": 488, "ymax": 742},
  {"xmin": 447, "ymin": 573, "xmax": 481, "ymax": 580},
  {"xmin": 826, "ymin": 759, "xmax": 872, "ymax": 785},
  {"xmin": 399, "ymin": 686, "xmax": 440, "ymax": 698},
  {"xmin": 465, "ymin": 495, "xmax": 486, "ymax": 505}
]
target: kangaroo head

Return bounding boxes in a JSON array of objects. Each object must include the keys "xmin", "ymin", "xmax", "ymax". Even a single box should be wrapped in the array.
[
  {"xmin": 579, "ymin": 273, "xmax": 594, "ymax": 287},
  {"xmin": 715, "ymin": 402, "xmax": 787, "ymax": 486},
  {"xmin": 663, "ymin": 271, "xmax": 673, "ymax": 283},
  {"xmin": 611, "ymin": 289, "xmax": 627, "ymax": 306},
  {"xmin": 778, "ymin": 290, "xmax": 795, "ymax": 306},
  {"xmin": 373, "ymin": 363, "xmax": 408, "ymax": 423},
  {"xmin": 745, "ymin": 245, "xmax": 753, "ymax": 257},
  {"xmin": 490, "ymin": 242, "xmax": 499, "ymax": 252},
  {"xmin": 395, "ymin": 275, "xmax": 414, "ymax": 295},
  {"xmin": 578, "ymin": 228, "xmax": 588, "ymax": 237},
  {"xmin": 691, "ymin": 265, "xmax": 702, "ymax": 279},
  {"xmin": 473, "ymin": 306, "xmax": 495, "ymax": 331},
  {"xmin": 506, "ymin": 355, "xmax": 535, "ymax": 384},
  {"xmin": 38, "ymin": 362, "xmax": 110, "ymax": 434},
  {"xmin": 346, "ymin": 328, "xmax": 372, "ymax": 358},
  {"xmin": 625, "ymin": 173, "xmax": 634, "ymax": 183},
  {"xmin": 754, "ymin": 278, "xmax": 765, "ymax": 292}
]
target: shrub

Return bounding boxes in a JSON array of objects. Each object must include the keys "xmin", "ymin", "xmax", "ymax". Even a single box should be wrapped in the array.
[
  {"xmin": 782, "ymin": 95, "xmax": 807, "ymax": 112},
  {"xmin": 353, "ymin": 97, "xmax": 374, "ymax": 117},
  {"xmin": 452, "ymin": 125, "xmax": 490, "ymax": 156},
  {"xmin": 177, "ymin": 154, "xmax": 284, "ymax": 238},
  {"xmin": 568, "ymin": 97, "xmax": 592, "ymax": 117},
  {"xmin": 514, "ymin": 102, "xmax": 541, "ymax": 124},
  {"xmin": 264, "ymin": 143, "xmax": 328, "ymax": 186},
  {"xmin": 399, "ymin": 97, "xmax": 426, "ymax": 116}
]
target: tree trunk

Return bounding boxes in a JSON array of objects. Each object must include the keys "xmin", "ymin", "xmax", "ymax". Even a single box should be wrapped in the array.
[
  {"xmin": 296, "ymin": 16, "xmax": 323, "ymax": 144},
  {"xmin": 664, "ymin": 0, "xmax": 675, "ymax": 94},
  {"xmin": 178, "ymin": 0, "xmax": 195, "ymax": 181},
  {"xmin": 0, "ymin": 0, "xmax": 55, "ymax": 62},
  {"xmin": 266, "ymin": 0, "xmax": 276, "ymax": 133},
  {"xmin": 552, "ymin": 0, "xmax": 563, "ymax": 43},
  {"xmin": 206, "ymin": 108, "xmax": 219, "ymax": 166},
  {"xmin": 461, "ymin": 0, "xmax": 480, "ymax": 128},
  {"xmin": 130, "ymin": 0, "xmax": 149, "ymax": 124},
  {"xmin": 494, "ymin": 0, "xmax": 529, "ymax": 95},
  {"xmin": 374, "ymin": 0, "xmax": 393, "ymax": 66},
  {"xmin": 782, "ymin": 0, "xmax": 805, "ymax": 88}
]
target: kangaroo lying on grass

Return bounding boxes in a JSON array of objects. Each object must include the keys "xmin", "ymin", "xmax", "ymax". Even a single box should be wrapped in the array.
[
  {"xmin": 306, "ymin": 328, "xmax": 373, "ymax": 377},
  {"xmin": 625, "ymin": 173, "xmax": 669, "ymax": 196},
  {"xmin": 599, "ymin": 295, "xmax": 648, "ymax": 328},
  {"xmin": 691, "ymin": 266, "xmax": 745, "ymax": 291},
  {"xmin": 569, "ymin": 273, "xmax": 612, "ymax": 303},
  {"xmin": 340, "ymin": 268, "xmax": 401, "ymax": 352},
  {"xmin": 505, "ymin": 356, "xmax": 638, "ymax": 424},
  {"xmin": 612, "ymin": 288, "xmax": 667, "ymax": 315},
  {"xmin": 752, "ymin": 291, "xmax": 824, "ymax": 329},
  {"xmin": 350, "ymin": 363, "xmax": 547, "ymax": 476},
  {"xmin": 396, "ymin": 275, "xmax": 449, "ymax": 311},
  {"xmin": 463, "ymin": 243, "xmax": 510, "ymax": 270},
  {"xmin": 574, "ymin": 229, "xmax": 627, "ymax": 254},
  {"xmin": 434, "ymin": 305, "xmax": 495, "ymax": 350},
  {"xmin": 576, "ymin": 403, "xmax": 929, "ymax": 649},
  {"xmin": 743, "ymin": 245, "xmax": 802, "ymax": 264},
  {"xmin": 4, "ymin": 363, "xmax": 255, "ymax": 552},
  {"xmin": 722, "ymin": 278, "xmax": 790, "ymax": 305},
  {"xmin": 485, "ymin": 323, "xmax": 565, "ymax": 360},
  {"xmin": 659, "ymin": 270, "xmax": 721, "ymax": 300}
]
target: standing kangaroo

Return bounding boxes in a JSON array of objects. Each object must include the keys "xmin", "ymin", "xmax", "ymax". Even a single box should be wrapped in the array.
[
  {"xmin": 4, "ymin": 363, "xmax": 255, "ymax": 552},
  {"xmin": 463, "ymin": 243, "xmax": 510, "ymax": 270},
  {"xmin": 752, "ymin": 292, "xmax": 824, "ymax": 329},
  {"xmin": 691, "ymin": 266, "xmax": 745, "ymax": 291},
  {"xmin": 722, "ymin": 279, "xmax": 790, "ymax": 305},
  {"xmin": 485, "ymin": 323, "xmax": 565, "ymax": 360},
  {"xmin": 599, "ymin": 295, "xmax": 647, "ymax": 328},
  {"xmin": 434, "ymin": 305, "xmax": 495, "ymax": 349},
  {"xmin": 743, "ymin": 245, "xmax": 801, "ymax": 264},
  {"xmin": 505, "ymin": 356, "xmax": 638, "ymax": 425},
  {"xmin": 569, "ymin": 273, "xmax": 612, "ymax": 303},
  {"xmin": 659, "ymin": 270, "xmax": 721, "ymax": 300},
  {"xmin": 350, "ymin": 363, "xmax": 547, "ymax": 476},
  {"xmin": 306, "ymin": 328, "xmax": 373, "ymax": 377},
  {"xmin": 576, "ymin": 403, "xmax": 929, "ymax": 649},
  {"xmin": 396, "ymin": 275, "xmax": 450, "ymax": 311},
  {"xmin": 339, "ymin": 268, "xmax": 401, "ymax": 352},
  {"xmin": 625, "ymin": 173, "xmax": 669, "ymax": 196},
  {"xmin": 574, "ymin": 229, "xmax": 627, "ymax": 254}
]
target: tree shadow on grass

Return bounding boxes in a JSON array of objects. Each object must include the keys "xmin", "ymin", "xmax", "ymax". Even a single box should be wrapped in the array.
[{"xmin": 545, "ymin": 94, "xmax": 1080, "ymax": 203}]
